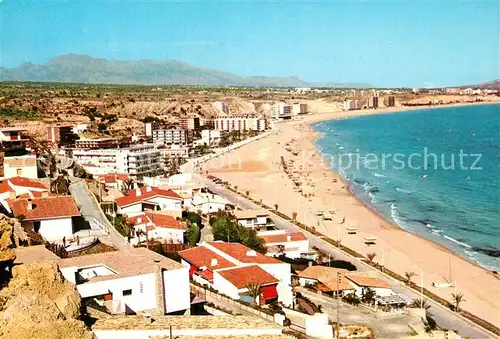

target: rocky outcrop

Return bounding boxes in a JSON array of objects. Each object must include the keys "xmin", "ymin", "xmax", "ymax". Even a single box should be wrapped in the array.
[{"xmin": 0, "ymin": 262, "xmax": 94, "ymax": 339}]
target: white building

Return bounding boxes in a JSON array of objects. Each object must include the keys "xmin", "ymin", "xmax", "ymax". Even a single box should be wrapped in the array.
[
  {"xmin": 214, "ymin": 101, "xmax": 229, "ymax": 114},
  {"xmin": 343, "ymin": 100, "xmax": 357, "ymax": 111},
  {"xmin": 3, "ymin": 155, "xmax": 38, "ymax": 179},
  {"xmin": 214, "ymin": 115, "xmax": 266, "ymax": 132},
  {"xmin": 233, "ymin": 209, "xmax": 272, "ymax": 231},
  {"xmin": 292, "ymin": 103, "xmax": 308, "ymax": 115},
  {"xmin": 127, "ymin": 211, "xmax": 186, "ymax": 245},
  {"xmin": 188, "ymin": 192, "xmax": 233, "ymax": 214},
  {"xmin": 160, "ymin": 145, "xmax": 190, "ymax": 160},
  {"xmin": 6, "ymin": 195, "xmax": 80, "ymax": 242},
  {"xmin": 198, "ymin": 129, "xmax": 224, "ymax": 146},
  {"xmin": 345, "ymin": 274, "xmax": 393, "ymax": 298},
  {"xmin": 58, "ymin": 248, "xmax": 191, "ymax": 315},
  {"xmin": 272, "ymin": 103, "xmax": 292, "ymax": 119},
  {"xmin": 97, "ymin": 173, "xmax": 132, "ymax": 191},
  {"xmin": 73, "ymin": 144, "xmax": 162, "ymax": 179},
  {"xmin": 152, "ymin": 129, "xmax": 193, "ymax": 146},
  {"xmin": 257, "ymin": 230, "xmax": 309, "ymax": 259},
  {"xmin": 179, "ymin": 241, "xmax": 293, "ymax": 306},
  {"xmin": 115, "ymin": 186, "xmax": 183, "ymax": 218}
]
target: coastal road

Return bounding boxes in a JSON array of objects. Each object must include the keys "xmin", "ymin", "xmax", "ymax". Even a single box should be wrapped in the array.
[
  {"xmin": 196, "ymin": 174, "xmax": 496, "ymax": 339},
  {"xmin": 69, "ymin": 178, "xmax": 129, "ymax": 249}
]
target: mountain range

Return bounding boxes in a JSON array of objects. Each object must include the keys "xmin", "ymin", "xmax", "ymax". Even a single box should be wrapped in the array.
[{"xmin": 0, "ymin": 54, "xmax": 371, "ymax": 88}]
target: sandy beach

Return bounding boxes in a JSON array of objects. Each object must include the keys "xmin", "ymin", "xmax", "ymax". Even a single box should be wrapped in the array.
[{"xmin": 202, "ymin": 101, "xmax": 500, "ymax": 326}]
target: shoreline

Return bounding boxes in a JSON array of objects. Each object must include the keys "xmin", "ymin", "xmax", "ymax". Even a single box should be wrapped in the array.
[
  {"xmin": 202, "ymin": 99, "xmax": 500, "ymax": 326},
  {"xmin": 306, "ymin": 101, "xmax": 500, "ymax": 271}
]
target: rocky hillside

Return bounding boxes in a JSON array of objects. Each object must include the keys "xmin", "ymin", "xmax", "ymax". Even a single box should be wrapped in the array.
[{"xmin": 0, "ymin": 262, "xmax": 94, "ymax": 339}]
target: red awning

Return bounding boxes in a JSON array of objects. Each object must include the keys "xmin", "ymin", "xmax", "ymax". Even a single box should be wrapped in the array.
[
  {"xmin": 260, "ymin": 284, "xmax": 278, "ymax": 300},
  {"xmin": 189, "ymin": 266, "xmax": 197, "ymax": 277}
]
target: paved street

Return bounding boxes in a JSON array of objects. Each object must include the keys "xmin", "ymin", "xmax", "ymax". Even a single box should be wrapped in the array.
[
  {"xmin": 297, "ymin": 287, "xmax": 419, "ymax": 339},
  {"xmin": 195, "ymin": 174, "xmax": 496, "ymax": 339},
  {"xmin": 69, "ymin": 178, "xmax": 129, "ymax": 249}
]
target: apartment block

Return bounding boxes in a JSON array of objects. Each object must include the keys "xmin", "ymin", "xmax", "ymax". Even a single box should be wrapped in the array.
[
  {"xmin": 292, "ymin": 103, "xmax": 308, "ymax": 115},
  {"xmin": 75, "ymin": 138, "xmax": 119, "ymax": 149},
  {"xmin": 72, "ymin": 144, "xmax": 161, "ymax": 179},
  {"xmin": 152, "ymin": 129, "xmax": 194, "ymax": 145},
  {"xmin": 47, "ymin": 125, "xmax": 77, "ymax": 147},
  {"xmin": 273, "ymin": 103, "xmax": 293, "ymax": 119},
  {"xmin": 214, "ymin": 115, "xmax": 266, "ymax": 132},
  {"xmin": 180, "ymin": 117, "xmax": 200, "ymax": 131},
  {"xmin": 384, "ymin": 95, "xmax": 396, "ymax": 107},
  {"xmin": 368, "ymin": 96, "xmax": 379, "ymax": 109},
  {"xmin": 214, "ymin": 101, "xmax": 229, "ymax": 114}
]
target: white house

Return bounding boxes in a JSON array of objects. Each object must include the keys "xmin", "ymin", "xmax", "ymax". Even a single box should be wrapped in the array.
[
  {"xmin": 127, "ymin": 211, "xmax": 186, "ymax": 245},
  {"xmin": 296, "ymin": 266, "xmax": 355, "ymax": 297},
  {"xmin": 58, "ymin": 248, "xmax": 191, "ymax": 315},
  {"xmin": 233, "ymin": 209, "xmax": 272, "ymax": 231},
  {"xmin": 257, "ymin": 230, "xmax": 309, "ymax": 259},
  {"xmin": 3, "ymin": 155, "xmax": 38, "ymax": 179},
  {"xmin": 7, "ymin": 195, "xmax": 80, "ymax": 242},
  {"xmin": 115, "ymin": 186, "xmax": 183, "ymax": 218},
  {"xmin": 179, "ymin": 241, "xmax": 293, "ymax": 306},
  {"xmin": 188, "ymin": 193, "xmax": 233, "ymax": 214},
  {"xmin": 345, "ymin": 274, "xmax": 393, "ymax": 298}
]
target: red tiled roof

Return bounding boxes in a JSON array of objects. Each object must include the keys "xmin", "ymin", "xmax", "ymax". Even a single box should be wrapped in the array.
[
  {"xmin": 8, "ymin": 177, "xmax": 48, "ymax": 190},
  {"xmin": 179, "ymin": 246, "xmax": 235, "ymax": 270},
  {"xmin": 145, "ymin": 212, "xmax": 185, "ymax": 230},
  {"xmin": 260, "ymin": 232, "xmax": 307, "ymax": 244},
  {"xmin": 127, "ymin": 212, "xmax": 185, "ymax": 231},
  {"xmin": 217, "ymin": 265, "xmax": 278, "ymax": 289},
  {"xmin": 207, "ymin": 241, "xmax": 281, "ymax": 264},
  {"xmin": 195, "ymin": 269, "xmax": 214, "ymax": 282},
  {"xmin": 99, "ymin": 174, "xmax": 130, "ymax": 184},
  {"xmin": 0, "ymin": 181, "xmax": 14, "ymax": 194},
  {"xmin": 345, "ymin": 275, "xmax": 391, "ymax": 289},
  {"xmin": 9, "ymin": 196, "xmax": 80, "ymax": 220},
  {"xmin": 17, "ymin": 191, "xmax": 58, "ymax": 199},
  {"xmin": 115, "ymin": 186, "xmax": 182, "ymax": 207}
]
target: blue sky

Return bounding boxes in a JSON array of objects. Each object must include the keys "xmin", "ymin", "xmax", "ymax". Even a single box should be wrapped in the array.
[{"xmin": 1, "ymin": 0, "xmax": 498, "ymax": 87}]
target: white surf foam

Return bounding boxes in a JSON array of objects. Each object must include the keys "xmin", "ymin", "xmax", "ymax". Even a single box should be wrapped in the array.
[{"xmin": 443, "ymin": 235, "xmax": 472, "ymax": 249}]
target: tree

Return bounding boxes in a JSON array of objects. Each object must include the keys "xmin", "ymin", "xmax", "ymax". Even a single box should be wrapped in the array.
[
  {"xmin": 245, "ymin": 190, "xmax": 250, "ymax": 196},
  {"xmin": 185, "ymin": 222, "xmax": 200, "ymax": 246},
  {"xmin": 210, "ymin": 210, "xmax": 266, "ymax": 253},
  {"xmin": 405, "ymin": 271, "xmax": 417, "ymax": 284},
  {"xmin": 451, "ymin": 292, "xmax": 465, "ymax": 312},
  {"xmin": 366, "ymin": 252, "xmax": 376, "ymax": 264},
  {"xmin": 121, "ymin": 178, "xmax": 135, "ymax": 195},
  {"xmin": 50, "ymin": 176, "xmax": 70, "ymax": 195},
  {"xmin": 411, "ymin": 298, "xmax": 431, "ymax": 310},
  {"xmin": 361, "ymin": 287, "xmax": 376, "ymax": 304},
  {"xmin": 274, "ymin": 204, "xmax": 278, "ymax": 211},
  {"xmin": 342, "ymin": 293, "xmax": 360, "ymax": 306},
  {"xmin": 113, "ymin": 216, "xmax": 133, "ymax": 238},
  {"xmin": 245, "ymin": 282, "xmax": 262, "ymax": 305}
]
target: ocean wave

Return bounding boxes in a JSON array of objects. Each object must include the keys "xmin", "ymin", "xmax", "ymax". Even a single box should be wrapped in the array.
[
  {"xmin": 431, "ymin": 229, "xmax": 443, "ymax": 235},
  {"xmin": 443, "ymin": 235, "xmax": 472, "ymax": 249},
  {"xmin": 373, "ymin": 172, "xmax": 386, "ymax": 178},
  {"xmin": 464, "ymin": 250, "xmax": 499, "ymax": 272},
  {"xmin": 338, "ymin": 146, "xmax": 345, "ymax": 150},
  {"xmin": 396, "ymin": 187, "xmax": 412, "ymax": 195},
  {"xmin": 390, "ymin": 203, "xmax": 406, "ymax": 228}
]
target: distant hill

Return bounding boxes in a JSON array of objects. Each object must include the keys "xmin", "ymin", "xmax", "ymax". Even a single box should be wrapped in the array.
[
  {"xmin": 0, "ymin": 54, "xmax": 371, "ymax": 88},
  {"xmin": 458, "ymin": 79, "xmax": 500, "ymax": 90}
]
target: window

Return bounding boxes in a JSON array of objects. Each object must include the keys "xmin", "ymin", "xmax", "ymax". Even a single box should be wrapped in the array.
[
  {"xmin": 140, "ymin": 282, "xmax": 144, "ymax": 294},
  {"xmin": 16, "ymin": 168, "xmax": 22, "ymax": 175},
  {"xmin": 122, "ymin": 289, "xmax": 132, "ymax": 296}
]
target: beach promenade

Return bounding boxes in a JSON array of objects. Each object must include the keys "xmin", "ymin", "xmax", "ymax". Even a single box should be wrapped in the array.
[{"xmin": 198, "ymin": 104, "xmax": 500, "ymax": 330}]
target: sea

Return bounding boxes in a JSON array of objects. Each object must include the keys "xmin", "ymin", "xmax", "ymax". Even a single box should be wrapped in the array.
[{"xmin": 313, "ymin": 103, "xmax": 500, "ymax": 272}]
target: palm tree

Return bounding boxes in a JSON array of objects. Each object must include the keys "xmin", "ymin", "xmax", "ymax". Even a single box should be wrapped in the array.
[
  {"xmin": 245, "ymin": 190, "xmax": 250, "ymax": 196},
  {"xmin": 404, "ymin": 271, "xmax": 417, "ymax": 284},
  {"xmin": 366, "ymin": 252, "xmax": 376, "ymax": 264},
  {"xmin": 246, "ymin": 282, "xmax": 262, "ymax": 305},
  {"xmin": 292, "ymin": 212, "xmax": 297, "ymax": 222},
  {"xmin": 411, "ymin": 298, "xmax": 431, "ymax": 310},
  {"xmin": 274, "ymin": 204, "xmax": 278, "ymax": 211},
  {"xmin": 451, "ymin": 292, "xmax": 465, "ymax": 312}
]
